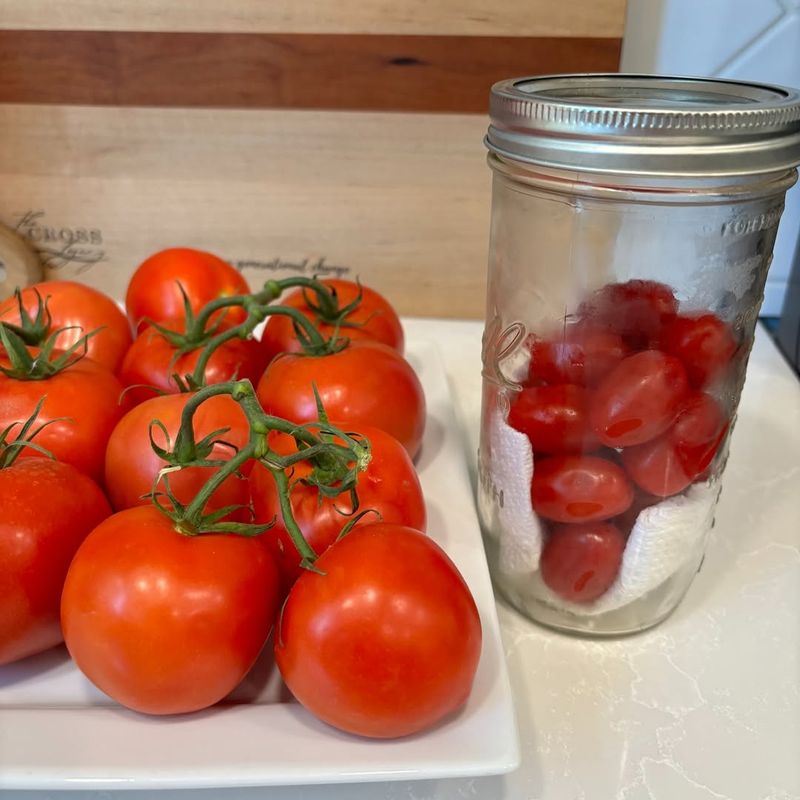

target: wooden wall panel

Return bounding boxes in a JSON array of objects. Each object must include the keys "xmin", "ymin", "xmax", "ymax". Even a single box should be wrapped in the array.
[
  {"xmin": 0, "ymin": 31, "xmax": 621, "ymax": 112},
  {"xmin": 0, "ymin": 105, "xmax": 491, "ymax": 318},
  {"xmin": 0, "ymin": 0, "xmax": 627, "ymax": 37}
]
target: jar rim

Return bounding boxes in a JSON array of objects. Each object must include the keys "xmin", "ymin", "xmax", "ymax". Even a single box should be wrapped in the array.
[{"xmin": 486, "ymin": 74, "xmax": 800, "ymax": 177}]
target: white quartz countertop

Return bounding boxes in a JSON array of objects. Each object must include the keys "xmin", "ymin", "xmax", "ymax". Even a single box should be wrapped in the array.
[{"xmin": 5, "ymin": 318, "xmax": 799, "ymax": 800}]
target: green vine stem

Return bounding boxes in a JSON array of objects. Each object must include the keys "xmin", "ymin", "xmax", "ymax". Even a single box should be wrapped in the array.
[{"xmin": 154, "ymin": 379, "xmax": 371, "ymax": 567}]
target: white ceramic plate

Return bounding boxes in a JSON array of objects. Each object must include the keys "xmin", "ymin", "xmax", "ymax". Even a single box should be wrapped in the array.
[{"xmin": 0, "ymin": 339, "xmax": 519, "ymax": 791}]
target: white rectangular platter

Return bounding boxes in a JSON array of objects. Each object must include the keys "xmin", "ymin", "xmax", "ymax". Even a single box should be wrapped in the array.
[{"xmin": 0, "ymin": 339, "xmax": 520, "ymax": 791}]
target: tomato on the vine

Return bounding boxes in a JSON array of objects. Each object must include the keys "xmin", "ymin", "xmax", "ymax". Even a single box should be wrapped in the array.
[
  {"xmin": 274, "ymin": 523, "xmax": 481, "ymax": 738},
  {"xmin": 660, "ymin": 313, "xmax": 737, "ymax": 389},
  {"xmin": 118, "ymin": 324, "xmax": 265, "ymax": 406},
  {"xmin": 540, "ymin": 522, "xmax": 625, "ymax": 603},
  {"xmin": 61, "ymin": 506, "xmax": 280, "ymax": 715},
  {"xmin": 531, "ymin": 454, "xmax": 633, "ymax": 523},
  {"xmin": 249, "ymin": 423, "xmax": 426, "ymax": 595},
  {"xmin": 105, "ymin": 393, "xmax": 252, "ymax": 518},
  {"xmin": 256, "ymin": 340, "xmax": 426, "ymax": 459},
  {"xmin": 579, "ymin": 279, "xmax": 678, "ymax": 345},
  {"xmin": 526, "ymin": 325, "xmax": 628, "ymax": 386},
  {"xmin": 125, "ymin": 247, "xmax": 249, "ymax": 332},
  {"xmin": 507, "ymin": 384, "xmax": 599, "ymax": 455},
  {"xmin": 1, "ymin": 459, "xmax": 110, "ymax": 665},
  {"xmin": 0, "ymin": 281, "xmax": 132, "ymax": 373},
  {"xmin": 0, "ymin": 354, "xmax": 127, "ymax": 482},
  {"xmin": 259, "ymin": 279, "xmax": 404, "ymax": 365},
  {"xmin": 590, "ymin": 350, "xmax": 689, "ymax": 447}
]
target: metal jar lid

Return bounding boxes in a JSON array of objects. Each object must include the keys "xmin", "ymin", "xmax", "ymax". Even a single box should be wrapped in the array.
[{"xmin": 486, "ymin": 74, "xmax": 800, "ymax": 177}]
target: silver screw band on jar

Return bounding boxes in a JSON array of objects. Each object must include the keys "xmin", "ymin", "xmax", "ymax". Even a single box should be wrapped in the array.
[{"xmin": 486, "ymin": 74, "xmax": 800, "ymax": 177}]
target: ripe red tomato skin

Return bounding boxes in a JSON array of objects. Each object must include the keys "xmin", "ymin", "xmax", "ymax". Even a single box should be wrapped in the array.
[
  {"xmin": 590, "ymin": 350, "xmax": 690, "ymax": 448},
  {"xmin": 621, "ymin": 437, "xmax": 694, "ymax": 497},
  {"xmin": 527, "ymin": 327, "xmax": 628, "ymax": 386},
  {"xmin": 118, "ymin": 325, "xmax": 264, "ymax": 407},
  {"xmin": 125, "ymin": 247, "xmax": 250, "ymax": 332},
  {"xmin": 61, "ymin": 506, "xmax": 280, "ymax": 715},
  {"xmin": 275, "ymin": 523, "xmax": 482, "ymax": 739},
  {"xmin": 259, "ymin": 279, "xmax": 404, "ymax": 365},
  {"xmin": 579, "ymin": 279, "xmax": 678, "ymax": 345},
  {"xmin": 660, "ymin": 313, "xmax": 737, "ymax": 388},
  {"xmin": 105, "ymin": 393, "xmax": 252, "ymax": 518},
  {"xmin": 531, "ymin": 455, "xmax": 634, "ymax": 523},
  {"xmin": 0, "ymin": 356, "xmax": 127, "ymax": 482},
  {"xmin": 257, "ymin": 340, "xmax": 425, "ymax": 459},
  {"xmin": 249, "ymin": 424, "xmax": 426, "ymax": 596},
  {"xmin": 540, "ymin": 522, "xmax": 625, "ymax": 603},
  {"xmin": 0, "ymin": 459, "xmax": 110, "ymax": 665},
  {"xmin": 507, "ymin": 384, "xmax": 599, "ymax": 455},
  {"xmin": 0, "ymin": 281, "xmax": 133, "ymax": 373}
]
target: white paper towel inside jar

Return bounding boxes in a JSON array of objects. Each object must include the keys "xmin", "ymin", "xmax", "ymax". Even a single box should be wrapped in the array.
[{"xmin": 487, "ymin": 406, "xmax": 720, "ymax": 615}]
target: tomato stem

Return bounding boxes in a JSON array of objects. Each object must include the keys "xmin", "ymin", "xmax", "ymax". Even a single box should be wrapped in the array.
[{"xmin": 156, "ymin": 379, "xmax": 370, "ymax": 550}]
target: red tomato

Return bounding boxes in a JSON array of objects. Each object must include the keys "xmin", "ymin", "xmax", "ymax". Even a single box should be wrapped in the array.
[
  {"xmin": 125, "ymin": 247, "xmax": 250, "ymax": 332},
  {"xmin": 118, "ymin": 324, "xmax": 264, "ymax": 406},
  {"xmin": 0, "ymin": 281, "xmax": 132, "ymax": 373},
  {"xmin": 256, "ymin": 340, "xmax": 425, "ymax": 459},
  {"xmin": 0, "ymin": 356, "xmax": 127, "ymax": 482},
  {"xmin": 527, "ymin": 326, "xmax": 628, "ymax": 386},
  {"xmin": 531, "ymin": 454, "xmax": 633, "ymax": 523},
  {"xmin": 621, "ymin": 394, "xmax": 728, "ymax": 497},
  {"xmin": 274, "ymin": 523, "xmax": 481, "ymax": 738},
  {"xmin": 540, "ymin": 522, "xmax": 625, "ymax": 603},
  {"xmin": 250, "ymin": 424, "xmax": 426, "ymax": 596},
  {"xmin": 621, "ymin": 437, "xmax": 694, "ymax": 497},
  {"xmin": 660, "ymin": 313, "xmax": 737, "ymax": 389},
  {"xmin": 61, "ymin": 506, "xmax": 280, "ymax": 715},
  {"xmin": 579, "ymin": 279, "xmax": 678, "ymax": 345},
  {"xmin": 590, "ymin": 351, "xmax": 690, "ymax": 447},
  {"xmin": 508, "ymin": 384, "xmax": 599, "ymax": 455},
  {"xmin": 0, "ymin": 459, "xmax": 110, "ymax": 665},
  {"xmin": 259, "ymin": 279, "xmax": 404, "ymax": 365},
  {"xmin": 105, "ymin": 393, "xmax": 251, "ymax": 518}
]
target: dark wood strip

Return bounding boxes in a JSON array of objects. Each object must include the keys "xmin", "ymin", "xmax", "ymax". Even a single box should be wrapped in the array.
[{"xmin": 0, "ymin": 30, "xmax": 621, "ymax": 113}]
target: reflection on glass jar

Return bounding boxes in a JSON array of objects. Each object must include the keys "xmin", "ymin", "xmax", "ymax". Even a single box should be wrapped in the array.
[{"xmin": 478, "ymin": 75, "xmax": 800, "ymax": 635}]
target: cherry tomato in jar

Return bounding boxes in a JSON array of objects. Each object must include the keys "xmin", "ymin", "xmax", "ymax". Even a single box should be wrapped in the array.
[
  {"xmin": 105, "ymin": 393, "xmax": 252, "ymax": 518},
  {"xmin": 250, "ymin": 424, "xmax": 426, "ymax": 596},
  {"xmin": 61, "ymin": 506, "xmax": 280, "ymax": 715},
  {"xmin": 0, "ymin": 459, "xmax": 110, "ymax": 665},
  {"xmin": 579, "ymin": 279, "xmax": 678, "ymax": 346},
  {"xmin": 540, "ymin": 522, "xmax": 625, "ymax": 603},
  {"xmin": 660, "ymin": 313, "xmax": 737, "ymax": 389},
  {"xmin": 590, "ymin": 350, "xmax": 690, "ymax": 447},
  {"xmin": 259, "ymin": 279, "xmax": 404, "ymax": 365},
  {"xmin": 125, "ymin": 247, "xmax": 250, "ymax": 332},
  {"xmin": 621, "ymin": 437, "xmax": 695, "ymax": 497},
  {"xmin": 507, "ymin": 384, "xmax": 599, "ymax": 455},
  {"xmin": 118, "ymin": 324, "xmax": 264, "ymax": 406},
  {"xmin": 256, "ymin": 340, "xmax": 426, "ymax": 459},
  {"xmin": 531, "ymin": 454, "xmax": 633, "ymax": 523},
  {"xmin": 0, "ymin": 354, "xmax": 127, "ymax": 482},
  {"xmin": 0, "ymin": 281, "xmax": 132, "ymax": 373},
  {"xmin": 274, "ymin": 523, "xmax": 481, "ymax": 738},
  {"xmin": 622, "ymin": 393, "xmax": 728, "ymax": 497},
  {"xmin": 526, "ymin": 325, "xmax": 628, "ymax": 386}
]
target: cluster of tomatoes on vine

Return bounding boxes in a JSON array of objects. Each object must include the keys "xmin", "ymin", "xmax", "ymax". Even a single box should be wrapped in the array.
[
  {"xmin": 0, "ymin": 247, "xmax": 481, "ymax": 739},
  {"xmin": 507, "ymin": 279, "xmax": 739, "ymax": 604}
]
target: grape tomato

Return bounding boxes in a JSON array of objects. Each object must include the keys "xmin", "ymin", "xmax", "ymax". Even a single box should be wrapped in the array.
[
  {"xmin": 661, "ymin": 313, "xmax": 737, "ymax": 389},
  {"xmin": 540, "ymin": 522, "xmax": 625, "ymax": 603}
]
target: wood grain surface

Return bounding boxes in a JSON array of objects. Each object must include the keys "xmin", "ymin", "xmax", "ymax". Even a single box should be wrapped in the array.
[
  {"xmin": 0, "ymin": 30, "xmax": 621, "ymax": 112},
  {"xmin": 0, "ymin": 0, "xmax": 627, "ymax": 37},
  {"xmin": 0, "ymin": 104, "xmax": 492, "ymax": 318}
]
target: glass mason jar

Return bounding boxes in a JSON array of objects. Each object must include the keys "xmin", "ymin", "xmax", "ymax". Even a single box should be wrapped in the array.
[{"xmin": 477, "ymin": 75, "xmax": 800, "ymax": 635}]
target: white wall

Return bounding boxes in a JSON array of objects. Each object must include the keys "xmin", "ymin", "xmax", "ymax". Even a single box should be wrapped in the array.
[{"xmin": 621, "ymin": 0, "xmax": 800, "ymax": 316}]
